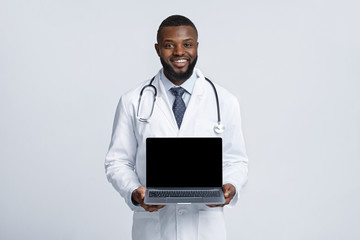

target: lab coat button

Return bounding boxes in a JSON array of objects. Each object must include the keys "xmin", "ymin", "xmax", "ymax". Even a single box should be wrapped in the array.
[{"xmin": 177, "ymin": 209, "xmax": 184, "ymax": 215}]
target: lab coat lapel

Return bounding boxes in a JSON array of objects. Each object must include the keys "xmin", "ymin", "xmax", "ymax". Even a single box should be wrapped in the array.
[
  {"xmin": 179, "ymin": 74, "xmax": 206, "ymax": 135},
  {"xmin": 153, "ymin": 75, "xmax": 178, "ymax": 130}
]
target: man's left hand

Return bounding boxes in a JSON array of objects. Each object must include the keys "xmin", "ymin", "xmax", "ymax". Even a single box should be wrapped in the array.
[{"xmin": 207, "ymin": 183, "xmax": 236, "ymax": 208}]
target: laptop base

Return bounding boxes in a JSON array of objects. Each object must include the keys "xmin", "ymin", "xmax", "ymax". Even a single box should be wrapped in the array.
[{"xmin": 144, "ymin": 188, "xmax": 225, "ymax": 205}]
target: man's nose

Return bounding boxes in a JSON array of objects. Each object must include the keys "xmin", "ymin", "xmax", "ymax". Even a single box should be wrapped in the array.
[{"xmin": 173, "ymin": 45, "xmax": 185, "ymax": 56}]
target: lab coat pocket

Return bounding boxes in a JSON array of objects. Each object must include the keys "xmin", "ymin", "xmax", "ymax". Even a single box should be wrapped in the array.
[
  {"xmin": 198, "ymin": 210, "xmax": 226, "ymax": 240},
  {"xmin": 132, "ymin": 211, "xmax": 160, "ymax": 240}
]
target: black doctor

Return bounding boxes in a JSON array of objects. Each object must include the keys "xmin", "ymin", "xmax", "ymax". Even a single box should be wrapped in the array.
[{"xmin": 131, "ymin": 19, "xmax": 236, "ymax": 212}]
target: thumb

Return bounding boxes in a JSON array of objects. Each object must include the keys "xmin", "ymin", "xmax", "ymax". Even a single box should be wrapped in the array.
[
  {"xmin": 225, "ymin": 192, "xmax": 230, "ymax": 198},
  {"xmin": 224, "ymin": 188, "xmax": 230, "ymax": 198}
]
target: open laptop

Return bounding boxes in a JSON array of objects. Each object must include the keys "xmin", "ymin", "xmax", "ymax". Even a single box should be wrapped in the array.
[{"xmin": 144, "ymin": 137, "xmax": 225, "ymax": 205}]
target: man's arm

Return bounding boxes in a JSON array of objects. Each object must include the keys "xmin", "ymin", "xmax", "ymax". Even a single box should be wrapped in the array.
[
  {"xmin": 209, "ymin": 95, "xmax": 248, "ymax": 207},
  {"xmin": 223, "ymin": 96, "xmax": 248, "ymax": 206},
  {"xmin": 105, "ymin": 96, "xmax": 142, "ymax": 211}
]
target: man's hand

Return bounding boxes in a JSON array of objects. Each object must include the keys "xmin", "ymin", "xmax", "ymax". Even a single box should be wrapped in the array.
[
  {"xmin": 207, "ymin": 183, "xmax": 236, "ymax": 208},
  {"xmin": 132, "ymin": 186, "xmax": 165, "ymax": 212}
]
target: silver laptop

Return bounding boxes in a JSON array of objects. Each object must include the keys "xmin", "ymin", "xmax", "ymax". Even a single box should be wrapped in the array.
[{"xmin": 144, "ymin": 137, "xmax": 225, "ymax": 205}]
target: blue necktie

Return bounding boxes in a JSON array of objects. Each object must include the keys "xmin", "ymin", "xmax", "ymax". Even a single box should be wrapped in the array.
[{"xmin": 170, "ymin": 87, "xmax": 186, "ymax": 128}]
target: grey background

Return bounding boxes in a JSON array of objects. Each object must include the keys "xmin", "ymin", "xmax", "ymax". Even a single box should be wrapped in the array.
[{"xmin": 1, "ymin": 0, "xmax": 359, "ymax": 239}]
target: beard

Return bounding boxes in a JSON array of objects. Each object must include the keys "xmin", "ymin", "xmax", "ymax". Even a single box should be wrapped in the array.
[{"xmin": 160, "ymin": 56, "xmax": 198, "ymax": 83}]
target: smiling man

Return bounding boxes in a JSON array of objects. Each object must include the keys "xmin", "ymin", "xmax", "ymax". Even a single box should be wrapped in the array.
[
  {"xmin": 155, "ymin": 21, "xmax": 198, "ymax": 85},
  {"xmin": 105, "ymin": 15, "xmax": 248, "ymax": 240}
]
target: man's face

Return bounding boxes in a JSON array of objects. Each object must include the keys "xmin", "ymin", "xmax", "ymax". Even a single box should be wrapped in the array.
[{"xmin": 155, "ymin": 26, "xmax": 198, "ymax": 84}]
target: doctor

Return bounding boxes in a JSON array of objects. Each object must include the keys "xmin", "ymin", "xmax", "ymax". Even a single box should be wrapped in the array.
[{"xmin": 105, "ymin": 15, "xmax": 248, "ymax": 240}]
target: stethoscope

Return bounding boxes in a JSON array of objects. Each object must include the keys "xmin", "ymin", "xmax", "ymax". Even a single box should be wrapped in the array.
[{"xmin": 136, "ymin": 76, "xmax": 224, "ymax": 134}]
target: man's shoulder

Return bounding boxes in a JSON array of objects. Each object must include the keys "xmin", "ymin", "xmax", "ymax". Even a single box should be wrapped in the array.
[
  {"xmin": 120, "ymin": 78, "xmax": 154, "ymax": 102},
  {"xmin": 202, "ymin": 79, "xmax": 238, "ymax": 104},
  {"xmin": 196, "ymin": 69, "xmax": 238, "ymax": 102}
]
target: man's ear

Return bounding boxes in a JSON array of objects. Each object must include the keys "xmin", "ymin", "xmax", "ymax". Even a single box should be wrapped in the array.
[{"xmin": 154, "ymin": 43, "xmax": 160, "ymax": 57}]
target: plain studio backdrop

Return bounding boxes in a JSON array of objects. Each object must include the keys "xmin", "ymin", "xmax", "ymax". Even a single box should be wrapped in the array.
[{"xmin": 1, "ymin": 0, "xmax": 359, "ymax": 239}]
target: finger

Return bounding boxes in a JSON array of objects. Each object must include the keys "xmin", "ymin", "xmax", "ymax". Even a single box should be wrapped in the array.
[
  {"xmin": 146, "ymin": 206, "xmax": 159, "ymax": 212},
  {"xmin": 223, "ymin": 186, "xmax": 229, "ymax": 197},
  {"xmin": 141, "ymin": 204, "xmax": 153, "ymax": 212},
  {"xmin": 207, "ymin": 204, "xmax": 225, "ymax": 208},
  {"xmin": 224, "ymin": 190, "xmax": 230, "ymax": 198},
  {"xmin": 225, "ymin": 188, "xmax": 235, "ymax": 199},
  {"xmin": 142, "ymin": 204, "xmax": 164, "ymax": 209},
  {"xmin": 224, "ymin": 187, "xmax": 233, "ymax": 198},
  {"xmin": 133, "ymin": 187, "xmax": 147, "ymax": 204},
  {"xmin": 152, "ymin": 205, "xmax": 166, "ymax": 210},
  {"xmin": 139, "ymin": 187, "xmax": 146, "ymax": 197},
  {"xmin": 136, "ymin": 194, "xmax": 145, "ymax": 205},
  {"xmin": 225, "ymin": 193, "xmax": 234, "ymax": 203},
  {"xmin": 140, "ymin": 191, "xmax": 146, "ymax": 200},
  {"xmin": 143, "ymin": 204, "xmax": 165, "ymax": 212}
]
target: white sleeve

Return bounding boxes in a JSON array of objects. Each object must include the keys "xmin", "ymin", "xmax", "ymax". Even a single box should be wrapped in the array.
[
  {"xmin": 105, "ymin": 96, "xmax": 142, "ymax": 211},
  {"xmin": 222, "ymin": 96, "xmax": 248, "ymax": 207}
]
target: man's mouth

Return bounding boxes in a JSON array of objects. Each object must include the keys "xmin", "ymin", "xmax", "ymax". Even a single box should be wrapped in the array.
[{"xmin": 171, "ymin": 58, "xmax": 188, "ymax": 68}]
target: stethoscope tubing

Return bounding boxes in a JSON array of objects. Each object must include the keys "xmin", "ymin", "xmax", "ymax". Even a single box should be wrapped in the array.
[
  {"xmin": 204, "ymin": 77, "xmax": 221, "ymax": 126},
  {"xmin": 137, "ymin": 76, "xmax": 223, "ymax": 133}
]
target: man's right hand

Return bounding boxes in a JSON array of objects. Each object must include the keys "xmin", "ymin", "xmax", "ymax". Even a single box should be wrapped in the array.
[{"xmin": 132, "ymin": 186, "xmax": 165, "ymax": 212}]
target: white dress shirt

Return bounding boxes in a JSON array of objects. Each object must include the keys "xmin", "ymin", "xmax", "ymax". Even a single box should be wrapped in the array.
[{"xmin": 160, "ymin": 69, "xmax": 197, "ymax": 107}]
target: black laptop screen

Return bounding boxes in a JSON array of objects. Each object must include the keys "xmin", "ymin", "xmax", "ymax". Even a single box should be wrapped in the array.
[{"xmin": 146, "ymin": 137, "xmax": 223, "ymax": 188}]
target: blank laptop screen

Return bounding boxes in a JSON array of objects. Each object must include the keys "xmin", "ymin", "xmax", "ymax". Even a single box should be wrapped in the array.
[{"xmin": 146, "ymin": 137, "xmax": 222, "ymax": 188}]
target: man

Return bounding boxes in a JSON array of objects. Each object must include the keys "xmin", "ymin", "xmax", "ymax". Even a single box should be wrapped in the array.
[{"xmin": 105, "ymin": 15, "xmax": 248, "ymax": 240}]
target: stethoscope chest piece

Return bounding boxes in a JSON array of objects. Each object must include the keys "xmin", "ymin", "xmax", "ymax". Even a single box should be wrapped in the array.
[{"xmin": 214, "ymin": 123, "xmax": 225, "ymax": 134}]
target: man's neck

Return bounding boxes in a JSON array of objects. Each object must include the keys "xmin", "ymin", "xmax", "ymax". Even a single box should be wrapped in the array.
[{"xmin": 163, "ymin": 71, "xmax": 194, "ymax": 86}]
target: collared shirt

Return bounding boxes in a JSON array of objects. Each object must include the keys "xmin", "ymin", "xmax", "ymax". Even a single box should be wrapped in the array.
[{"xmin": 160, "ymin": 69, "xmax": 197, "ymax": 107}]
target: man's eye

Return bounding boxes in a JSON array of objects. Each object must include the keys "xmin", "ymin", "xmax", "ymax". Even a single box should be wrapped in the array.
[
  {"xmin": 165, "ymin": 44, "xmax": 174, "ymax": 48},
  {"xmin": 184, "ymin": 43, "xmax": 192, "ymax": 47}
]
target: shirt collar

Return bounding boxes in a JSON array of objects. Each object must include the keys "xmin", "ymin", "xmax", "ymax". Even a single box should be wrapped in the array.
[{"xmin": 160, "ymin": 69, "xmax": 197, "ymax": 95}]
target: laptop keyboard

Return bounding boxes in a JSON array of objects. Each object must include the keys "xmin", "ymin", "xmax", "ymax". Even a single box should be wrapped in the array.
[{"xmin": 149, "ymin": 190, "xmax": 221, "ymax": 198}]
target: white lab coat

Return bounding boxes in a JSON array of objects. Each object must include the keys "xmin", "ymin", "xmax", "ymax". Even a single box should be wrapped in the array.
[{"xmin": 105, "ymin": 69, "xmax": 248, "ymax": 240}]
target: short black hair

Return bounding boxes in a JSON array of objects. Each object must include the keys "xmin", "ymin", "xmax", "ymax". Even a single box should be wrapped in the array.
[{"xmin": 157, "ymin": 15, "xmax": 198, "ymax": 42}]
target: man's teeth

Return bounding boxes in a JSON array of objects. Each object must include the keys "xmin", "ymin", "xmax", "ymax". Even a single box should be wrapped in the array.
[{"xmin": 174, "ymin": 59, "xmax": 187, "ymax": 63}]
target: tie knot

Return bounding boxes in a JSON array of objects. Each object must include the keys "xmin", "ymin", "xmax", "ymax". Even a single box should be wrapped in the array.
[{"xmin": 170, "ymin": 87, "xmax": 186, "ymax": 97}]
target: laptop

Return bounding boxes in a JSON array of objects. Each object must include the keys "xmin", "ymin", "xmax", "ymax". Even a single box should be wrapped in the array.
[{"xmin": 144, "ymin": 137, "xmax": 225, "ymax": 205}]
